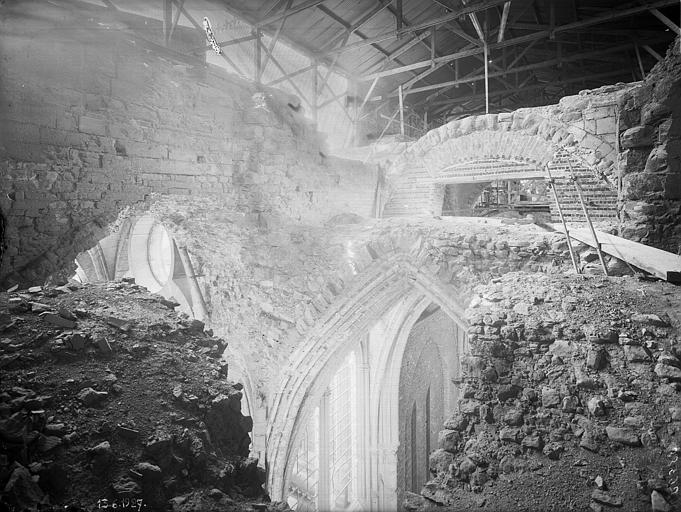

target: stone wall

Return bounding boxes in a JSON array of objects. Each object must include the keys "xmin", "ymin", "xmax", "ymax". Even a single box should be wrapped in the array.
[
  {"xmin": 412, "ymin": 271, "xmax": 681, "ymax": 512},
  {"xmin": 383, "ymin": 86, "xmax": 629, "ymax": 221},
  {"xmin": 0, "ymin": 1, "xmax": 376, "ymax": 286},
  {"xmin": 618, "ymin": 38, "xmax": 681, "ymax": 253}
]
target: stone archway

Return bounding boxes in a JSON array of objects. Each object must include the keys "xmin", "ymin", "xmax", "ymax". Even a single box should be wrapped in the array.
[
  {"xmin": 383, "ymin": 111, "xmax": 618, "ymax": 219},
  {"xmin": 265, "ymin": 250, "xmax": 470, "ymax": 510}
]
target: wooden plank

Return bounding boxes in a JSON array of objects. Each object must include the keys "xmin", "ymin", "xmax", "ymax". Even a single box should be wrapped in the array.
[
  {"xmin": 554, "ymin": 227, "xmax": 681, "ymax": 283},
  {"xmin": 436, "ymin": 170, "xmax": 547, "ymax": 182}
]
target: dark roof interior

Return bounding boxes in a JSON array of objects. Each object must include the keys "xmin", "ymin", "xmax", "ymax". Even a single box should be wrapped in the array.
[
  {"xmin": 221, "ymin": 0, "xmax": 679, "ymax": 119},
  {"xmin": 39, "ymin": 0, "xmax": 681, "ymax": 125}
]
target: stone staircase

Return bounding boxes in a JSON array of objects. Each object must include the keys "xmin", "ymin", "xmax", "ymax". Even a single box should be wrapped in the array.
[{"xmin": 548, "ymin": 154, "xmax": 618, "ymax": 223}]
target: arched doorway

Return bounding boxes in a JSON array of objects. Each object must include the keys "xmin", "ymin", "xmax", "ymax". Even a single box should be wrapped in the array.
[
  {"xmin": 397, "ymin": 305, "xmax": 462, "ymax": 504},
  {"xmin": 270, "ymin": 264, "xmax": 469, "ymax": 511}
]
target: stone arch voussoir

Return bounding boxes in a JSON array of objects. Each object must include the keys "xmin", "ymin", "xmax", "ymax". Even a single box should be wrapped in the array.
[
  {"xmin": 384, "ymin": 110, "xmax": 617, "ymax": 218},
  {"xmin": 264, "ymin": 233, "xmax": 474, "ymax": 501}
]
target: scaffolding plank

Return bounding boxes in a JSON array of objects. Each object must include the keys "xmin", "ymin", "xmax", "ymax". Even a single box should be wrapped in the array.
[{"xmin": 554, "ymin": 226, "xmax": 681, "ymax": 283}]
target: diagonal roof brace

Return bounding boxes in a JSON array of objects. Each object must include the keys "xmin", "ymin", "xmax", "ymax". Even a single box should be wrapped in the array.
[
  {"xmin": 357, "ymin": 0, "xmax": 678, "ymax": 81},
  {"xmin": 324, "ymin": 0, "xmax": 511, "ymax": 55}
]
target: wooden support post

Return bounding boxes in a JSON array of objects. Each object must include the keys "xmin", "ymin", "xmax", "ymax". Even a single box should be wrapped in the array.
[
  {"xmin": 261, "ymin": 0, "xmax": 292, "ymax": 80},
  {"xmin": 545, "ymin": 165, "xmax": 581, "ymax": 275},
  {"xmin": 483, "ymin": 41, "xmax": 489, "ymax": 113},
  {"xmin": 431, "ymin": 27, "xmax": 436, "ymax": 65},
  {"xmin": 642, "ymin": 44, "xmax": 663, "ymax": 62},
  {"xmin": 498, "ymin": 1, "xmax": 511, "ymax": 42},
  {"xmin": 360, "ymin": 76, "xmax": 380, "ymax": 111},
  {"xmin": 565, "ymin": 159, "xmax": 609, "ymax": 276},
  {"xmin": 162, "ymin": 0, "xmax": 172, "ymax": 46},
  {"xmin": 396, "ymin": 0, "xmax": 403, "ymax": 36},
  {"xmin": 254, "ymin": 28, "xmax": 262, "ymax": 83},
  {"xmin": 353, "ymin": 80, "xmax": 360, "ymax": 145},
  {"xmin": 168, "ymin": 0, "xmax": 184, "ymax": 43},
  {"xmin": 312, "ymin": 61, "xmax": 319, "ymax": 124},
  {"xmin": 398, "ymin": 84, "xmax": 405, "ymax": 136},
  {"xmin": 649, "ymin": 8, "xmax": 681, "ymax": 35},
  {"xmin": 634, "ymin": 44, "xmax": 646, "ymax": 79}
]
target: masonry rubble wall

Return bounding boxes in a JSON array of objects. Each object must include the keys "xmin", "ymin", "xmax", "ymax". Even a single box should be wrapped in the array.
[
  {"xmin": 408, "ymin": 271, "xmax": 681, "ymax": 512},
  {"xmin": 383, "ymin": 85, "xmax": 630, "ymax": 220},
  {"xmin": 618, "ymin": 38, "xmax": 681, "ymax": 253},
  {"xmin": 0, "ymin": 2, "xmax": 376, "ymax": 287}
]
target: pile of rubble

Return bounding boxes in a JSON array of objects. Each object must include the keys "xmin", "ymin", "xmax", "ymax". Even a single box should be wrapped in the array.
[
  {"xmin": 0, "ymin": 280, "xmax": 287, "ymax": 511},
  {"xmin": 411, "ymin": 272, "xmax": 681, "ymax": 512}
]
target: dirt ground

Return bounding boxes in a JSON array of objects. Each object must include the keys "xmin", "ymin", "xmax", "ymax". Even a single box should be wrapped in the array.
[{"xmin": 0, "ymin": 280, "xmax": 288, "ymax": 512}]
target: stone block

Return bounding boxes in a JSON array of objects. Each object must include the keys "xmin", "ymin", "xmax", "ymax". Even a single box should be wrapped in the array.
[
  {"xmin": 605, "ymin": 426, "xmax": 640, "ymax": 446},
  {"xmin": 664, "ymin": 173, "xmax": 681, "ymax": 199},
  {"xmin": 595, "ymin": 117, "xmax": 617, "ymax": 135},
  {"xmin": 619, "ymin": 149, "xmax": 650, "ymax": 175},
  {"xmin": 622, "ymin": 172, "xmax": 664, "ymax": 200},
  {"xmin": 541, "ymin": 387, "xmax": 560, "ymax": 408},
  {"xmin": 621, "ymin": 125, "xmax": 655, "ymax": 149},
  {"xmin": 78, "ymin": 115, "xmax": 107, "ymax": 136}
]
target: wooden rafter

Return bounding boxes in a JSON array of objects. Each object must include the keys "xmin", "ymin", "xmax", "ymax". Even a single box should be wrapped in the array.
[
  {"xmin": 321, "ymin": 0, "xmax": 395, "ymax": 51},
  {"xmin": 316, "ymin": 4, "xmax": 421, "ymax": 81},
  {"xmin": 255, "ymin": 0, "xmax": 329, "ymax": 28},
  {"xmin": 395, "ymin": 39, "xmax": 668, "ymax": 96},
  {"xmin": 162, "ymin": 0, "xmax": 172, "ymax": 45},
  {"xmin": 429, "ymin": 69, "xmax": 632, "ymax": 109},
  {"xmin": 265, "ymin": 63, "xmax": 316, "ymax": 87},
  {"xmin": 216, "ymin": 1, "xmax": 354, "ymax": 79},
  {"xmin": 260, "ymin": 42, "xmax": 313, "ymax": 108},
  {"xmin": 260, "ymin": 0, "xmax": 294, "ymax": 80},
  {"xmin": 191, "ymin": 34, "xmax": 257, "ymax": 55},
  {"xmin": 497, "ymin": 1, "xmax": 512, "ymax": 42},
  {"xmin": 358, "ymin": 0, "xmax": 678, "ymax": 81},
  {"xmin": 649, "ymin": 7, "xmax": 681, "ymax": 35},
  {"xmin": 325, "ymin": 0, "xmax": 511, "ymax": 55}
]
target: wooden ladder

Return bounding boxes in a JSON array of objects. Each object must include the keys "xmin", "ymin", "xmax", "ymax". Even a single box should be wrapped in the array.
[
  {"xmin": 545, "ymin": 163, "xmax": 581, "ymax": 275},
  {"xmin": 565, "ymin": 158, "xmax": 609, "ymax": 276}
]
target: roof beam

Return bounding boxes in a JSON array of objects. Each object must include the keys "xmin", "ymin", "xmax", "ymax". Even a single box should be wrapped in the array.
[
  {"xmin": 321, "ymin": 0, "xmax": 395, "ymax": 51},
  {"xmin": 324, "ymin": 0, "xmax": 511, "ymax": 55},
  {"xmin": 390, "ymin": 39, "xmax": 668, "ymax": 96},
  {"xmin": 255, "ymin": 0, "xmax": 328, "ymax": 28},
  {"xmin": 265, "ymin": 63, "xmax": 316, "ymax": 86},
  {"xmin": 216, "ymin": 1, "xmax": 353, "ymax": 79},
  {"xmin": 431, "ymin": 69, "xmax": 630, "ymax": 112},
  {"xmin": 642, "ymin": 44, "xmax": 664, "ymax": 61},
  {"xmin": 497, "ymin": 1, "xmax": 512, "ymax": 42},
  {"xmin": 649, "ymin": 7, "xmax": 681, "ymax": 35},
  {"xmin": 316, "ymin": 4, "xmax": 420, "ymax": 80},
  {"xmin": 357, "ymin": 0, "xmax": 678, "ymax": 81},
  {"xmin": 191, "ymin": 33, "xmax": 257, "ymax": 55}
]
